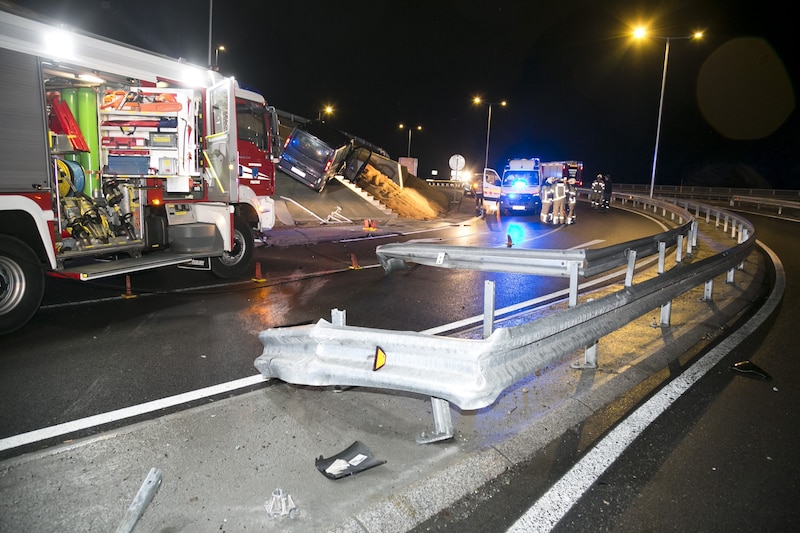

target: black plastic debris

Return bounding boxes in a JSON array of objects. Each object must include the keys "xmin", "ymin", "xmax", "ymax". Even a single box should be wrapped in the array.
[
  {"xmin": 315, "ymin": 441, "xmax": 386, "ymax": 480},
  {"xmin": 729, "ymin": 360, "xmax": 772, "ymax": 380}
]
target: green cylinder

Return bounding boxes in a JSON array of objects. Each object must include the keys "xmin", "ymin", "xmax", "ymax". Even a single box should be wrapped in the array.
[
  {"xmin": 77, "ymin": 87, "xmax": 100, "ymax": 197},
  {"xmin": 60, "ymin": 88, "xmax": 79, "ymax": 163}
]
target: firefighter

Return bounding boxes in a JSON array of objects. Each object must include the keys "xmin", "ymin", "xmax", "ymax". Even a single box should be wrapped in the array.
[
  {"xmin": 602, "ymin": 173, "xmax": 612, "ymax": 211},
  {"xmin": 540, "ymin": 177, "xmax": 554, "ymax": 224},
  {"xmin": 590, "ymin": 173, "xmax": 604, "ymax": 209},
  {"xmin": 552, "ymin": 176, "xmax": 567, "ymax": 224},
  {"xmin": 566, "ymin": 177, "xmax": 577, "ymax": 224}
]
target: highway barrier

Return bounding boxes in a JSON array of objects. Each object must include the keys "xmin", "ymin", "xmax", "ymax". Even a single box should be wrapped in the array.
[{"xmin": 254, "ymin": 194, "xmax": 756, "ymax": 443}]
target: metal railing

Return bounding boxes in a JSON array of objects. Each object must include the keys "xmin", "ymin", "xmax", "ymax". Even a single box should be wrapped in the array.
[
  {"xmin": 728, "ymin": 195, "xmax": 800, "ymax": 215},
  {"xmin": 254, "ymin": 193, "xmax": 756, "ymax": 443}
]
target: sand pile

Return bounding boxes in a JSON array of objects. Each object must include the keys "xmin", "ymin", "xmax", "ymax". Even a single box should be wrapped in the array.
[{"xmin": 356, "ymin": 164, "xmax": 450, "ymax": 220}]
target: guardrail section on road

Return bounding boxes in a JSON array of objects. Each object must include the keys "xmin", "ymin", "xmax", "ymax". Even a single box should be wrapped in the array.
[{"xmin": 254, "ymin": 195, "xmax": 756, "ymax": 443}]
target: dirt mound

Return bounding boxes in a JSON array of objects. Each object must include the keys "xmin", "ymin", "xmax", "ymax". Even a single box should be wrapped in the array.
[{"xmin": 356, "ymin": 164, "xmax": 450, "ymax": 220}]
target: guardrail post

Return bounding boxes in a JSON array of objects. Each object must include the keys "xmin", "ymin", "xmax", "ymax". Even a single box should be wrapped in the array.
[
  {"xmin": 571, "ymin": 342, "xmax": 598, "ymax": 370},
  {"xmin": 483, "ymin": 280, "xmax": 496, "ymax": 338},
  {"xmin": 659, "ymin": 300, "xmax": 672, "ymax": 326},
  {"xmin": 676, "ymin": 235, "xmax": 684, "ymax": 263},
  {"xmin": 625, "ymin": 250, "xmax": 637, "ymax": 287},
  {"xmin": 704, "ymin": 279, "xmax": 714, "ymax": 301},
  {"xmin": 331, "ymin": 308, "xmax": 346, "ymax": 326},
  {"xmin": 569, "ymin": 263, "xmax": 579, "ymax": 307},
  {"xmin": 658, "ymin": 241, "xmax": 666, "ymax": 274},
  {"xmin": 417, "ymin": 397, "xmax": 454, "ymax": 444},
  {"xmin": 691, "ymin": 220, "xmax": 699, "ymax": 251},
  {"xmin": 738, "ymin": 226, "xmax": 748, "ymax": 270}
]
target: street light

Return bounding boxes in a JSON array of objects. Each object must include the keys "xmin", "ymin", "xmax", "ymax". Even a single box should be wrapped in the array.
[
  {"xmin": 473, "ymin": 97, "xmax": 507, "ymax": 175},
  {"xmin": 634, "ymin": 27, "xmax": 703, "ymax": 198},
  {"xmin": 398, "ymin": 123, "xmax": 422, "ymax": 158},
  {"xmin": 318, "ymin": 105, "xmax": 334, "ymax": 121},
  {"xmin": 214, "ymin": 45, "xmax": 225, "ymax": 71}
]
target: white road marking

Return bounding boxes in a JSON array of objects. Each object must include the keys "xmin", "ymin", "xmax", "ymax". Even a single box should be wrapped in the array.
[{"xmin": 0, "ymin": 375, "xmax": 268, "ymax": 453}]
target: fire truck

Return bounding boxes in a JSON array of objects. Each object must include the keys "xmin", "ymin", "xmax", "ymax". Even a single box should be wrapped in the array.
[
  {"xmin": 540, "ymin": 160, "xmax": 584, "ymax": 186},
  {"xmin": 0, "ymin": 5, "xmax": 280, "ymax": 334}
]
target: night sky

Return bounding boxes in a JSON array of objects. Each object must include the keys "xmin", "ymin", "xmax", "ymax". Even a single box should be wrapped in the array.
[{"xmin": 10, "ymin": 0, "xmax": 799, "ymax": 188}]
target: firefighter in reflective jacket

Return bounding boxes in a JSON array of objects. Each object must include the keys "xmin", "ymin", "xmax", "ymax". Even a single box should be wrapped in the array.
[
  {"xmin": 602, "ymin": 173, "xmax": 612, "ymax": 211},
  {"xmin": 552, "ymin": 177, "xmax": 567, "ymax": 224},
  {"xmin": 566, "ymin": 177, "xmax": 577, "ymax": 224},
  {"xmin": 591, "ymin": 174, "xmax": 604, "ymax": 209},
  {"xmin": 540, "ymin": 177, "xmax": 554, "ymax": 224}
]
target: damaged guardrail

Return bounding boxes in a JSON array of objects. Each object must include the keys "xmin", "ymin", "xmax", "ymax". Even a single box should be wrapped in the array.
[{"xmin": 254, "ymin": 195, "xmax": 756, "ymax": 443}]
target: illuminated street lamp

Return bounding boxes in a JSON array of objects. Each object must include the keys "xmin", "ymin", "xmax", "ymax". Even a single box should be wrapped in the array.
[
  {"xmin": 318, "ymin": 105, "xmax": 334, "ymax": 121},
  {"xmin": 398, "ymin": 123, "xmax": 422, "ymax": 158},
  {"xmin": 473, "ymin": 97, "xmax": 507, "ymax": 175},
  {"xmin": 214, "ymin": 45, "xmax": 225, "ymax": 71},
  {"xmin": 634, "ymin": 27, "xmax": 703, "ymax": 198}
]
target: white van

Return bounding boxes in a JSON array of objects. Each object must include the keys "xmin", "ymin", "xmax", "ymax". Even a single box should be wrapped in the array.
[{"xmin": 499, "ymin": 158, "xmax": 542, "ymax": 215}]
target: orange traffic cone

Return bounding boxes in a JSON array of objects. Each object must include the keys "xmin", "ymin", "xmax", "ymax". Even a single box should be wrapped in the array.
[
  {"xmin": 251, "ymin": 261, "xmax": 266, "ymax": 283},
  {"xmin": 349, "ymin": 253, "xmax": 362, "ymax": 270},
  {"xmin": 121, "ymin": 274, "xmax": 137, "ymax": 299}
]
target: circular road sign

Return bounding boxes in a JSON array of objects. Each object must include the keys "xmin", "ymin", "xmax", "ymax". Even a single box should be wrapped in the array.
[{"xmin": 449, "ymin": 154, "xmax": 466, "ymax": 171}]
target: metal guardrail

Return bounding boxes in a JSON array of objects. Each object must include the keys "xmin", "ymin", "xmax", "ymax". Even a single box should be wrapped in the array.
[
  {"xmin": 616, "ymin": 184, "xmax": 800, "ymax": 201},
  {"xmin": 729, "ymin": 195, "xmax": 800, "ymax": 215},
  {"xmin": 254, "ymin": 194, "xmax": 756, "ymax": 443},
  {"xmin": 425, "ymin": 179, "xmax": 464, "ymax": 189}
]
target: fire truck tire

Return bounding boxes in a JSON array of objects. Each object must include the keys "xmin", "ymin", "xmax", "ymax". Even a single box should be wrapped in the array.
[
  {"xmin": 210, "ymin": 215, "xmax": 255, "ymax": 279},
  {"xmin": 0, "ymin": 236, "xmax": 45, "ymax": 335}
]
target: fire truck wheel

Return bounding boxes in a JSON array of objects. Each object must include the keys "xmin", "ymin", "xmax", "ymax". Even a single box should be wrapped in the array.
[
  {"xmin": 0, "ymin": 236, "xmax": 45, "ymax": 335},
  {"xmin": 211, "ymin": 216, "xmax": 255, "ymax": 279}
]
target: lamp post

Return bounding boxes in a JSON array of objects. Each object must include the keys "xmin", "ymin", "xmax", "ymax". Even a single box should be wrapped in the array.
[
  {"xmin": 473, "ymin": 97, "xmax": 507, "ymax": 174},
  {"xmin": 634, "ymin": 28, "xmax": 703, "ymax": 198},
  {"xmin": 214, "ymin": 45, "xmax": 225, "ymax": 71},
  {"xmin": 398, "ymin": 123, "xmax": 422, "ymax": 158}
]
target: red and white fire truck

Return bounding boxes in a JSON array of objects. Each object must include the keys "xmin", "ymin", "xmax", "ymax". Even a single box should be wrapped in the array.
[
  {"xmin": 0, "ymin": 4, "xmax": 280, "ymax": 334},
  {"xmin": 540, "ymin": 160, "xmax": 584, "ymax": 186}
]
